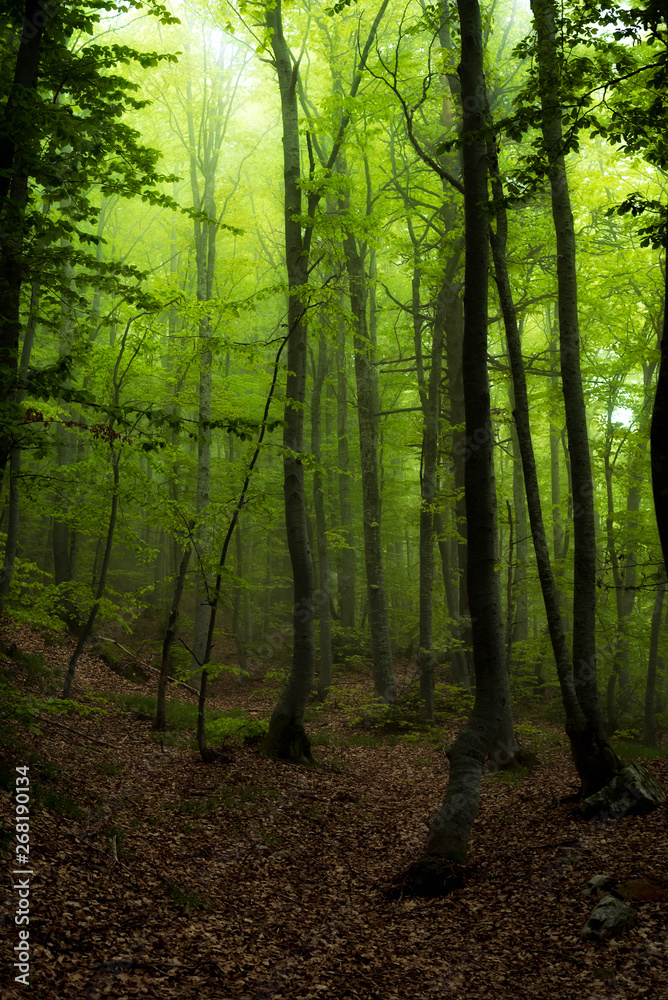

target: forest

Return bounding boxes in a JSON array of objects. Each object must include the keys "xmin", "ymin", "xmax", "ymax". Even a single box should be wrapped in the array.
[{"xmin": 1, "ymin": 0, "xmax": 668, "ymax": 996}]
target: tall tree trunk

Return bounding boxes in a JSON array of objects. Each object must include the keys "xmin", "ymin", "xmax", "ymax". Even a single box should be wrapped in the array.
[
  {"xmin": 0, "ymin": 265, "xmax": 37, "ymax": 610},
  {"xmin": 311, "ymin": 327, "xmax": 333, "ymax": 699},
  {"xmin": 413, "ymin": 253, "xmax": 446, "ymax": 720},
  {"xmin": 335, "ymin": 308, "xmax": 356, "ymax": 628},
  {"xmin": 264, "ymin": 1, "xmax": 316, "ymax": 759},
  {"xmin": 487, "ymin": 114, "xmax": 587, "ymax": 768},
  {"xmin": 187, "ymin": 81, "xmax": 215, "ymax": 690},
  {"xmin": 423, "ymin": 0, "xmax": 512, "ymax": 865},
  {"xmin": 343, "ymin": 226, "xmax": 396, "ymax": 704},
  {"xmin": 531, "ymin": 0, "xmax": 618, "ymax": 791},
  {"xmin": 509, "ymin": 416, "xmax": 528, "ymax": 645},
  {"xmin": 446, "ymin": 295, "xmax": 473, "ymax": 686},
  {"xmin": 651, "ymin": 259, "xmax": 668, "ymax": 571},
  {"xmin": 0, "ymin": 0, "xmax": 47, "ymax": 488},
  {"xmin": 531, "ymin": 0, "xmax": 618, "ymax": 793},
  {"xmin": 52, "ymin": 253, "xmax": 80, "ymax": 630}
]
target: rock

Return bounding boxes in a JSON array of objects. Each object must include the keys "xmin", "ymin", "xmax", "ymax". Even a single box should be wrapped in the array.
[
  {"xmin": 579, "ymin": 761, "xmax": 666, "ymax": 820},
  {"xmin": 581, "ymin": 895, "xmax": 636, "ymax": 941}
]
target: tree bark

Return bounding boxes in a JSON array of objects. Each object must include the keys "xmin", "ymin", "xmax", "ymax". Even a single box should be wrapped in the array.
[
  {"xmin": 651, "ymin": 258, "xmax": 668, "ymax": 571},
  {"xmin": 425, "ymin": 0, "xmax": 512, "ymax": 864},
  {"xmin": 154, "ymin": 531, "xmax": 192, "ymax": 732},
  {"xmin": 343, "ymin": 226, "xmax": 396, "ymax": 704},
  {"xmin": 335, "ymin": 308, "xmax": 356, "ymax": 628},
  {"xmin": 531, "ymin": 0, "xmax": 620, "ymax": 792},
  {"xmin": 311, "ymin": 327, "xmax": 333, "ymax": 699},
  {"xmin": 0, "ymin": 1, "xmax": 48, "ymax": 487},
  {"xmin": 413, "ymin": 255, "xmax": 445, "ymax": 720},
  {"xmin": 264, "ymin": 1, "xmax": 316, "ymax": 760}
]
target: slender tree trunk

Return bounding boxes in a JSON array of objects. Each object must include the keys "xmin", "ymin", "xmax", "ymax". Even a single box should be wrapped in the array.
[
  {"xmin": 531, "ymin": 0, "xmax": 619, "ymax": 791},
  {"xmin": 52, "ymin": 253, "xmax": 80, "ymax": 630},
  {"xmin": 509, "ymin": 417, "xmax": 528, "ymax": 645},
  {"xmin": 414, "ymin": 259, "xmax": 445, "ymax": 720},
  {"xmin": 344, "ymin": 227, "xmax": 396, "ymax": 703},
  {"xmin": 264, "ymin": 2, "xmax": 316, "ymax": 758},
  {"xmin": 155, "ymin": 532, "xmax": 192, "ymax": 731},
  {"xmin": 424, "ymin": 0, "xmax": 512, "ymax": 865},
  {"xmin": 62, "ymin": 451, "xmax": 120, "ymax": 698},
  {"xmin": 232, "ymin": 524, "xmax": 248, "ymax": 676},
  {"xmin": 335, "ymin": 308, "xmax": 356, "ymax": 628},
  {"xmin": 447, "ymin": 295, "xmax": 473, "ymax": 686},
  {"xmin": 311, "ymin": 328, "xmax": 333, "ymax": 699},
  {"xmin": 189, "ymin": 176, "xmax": 214, "ymax": 692}
]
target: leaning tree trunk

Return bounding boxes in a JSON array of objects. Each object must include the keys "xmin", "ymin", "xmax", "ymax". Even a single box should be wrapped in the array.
[
  {"xmin": 532, "ymin": 0, "xmax": 619, "ymax": 794},
  {"xmin": 420, "ymin": 0, "xmax": 513, "ymax": 867},
  {"xmin": 263, "ymin": 1, "xmax": 316, "ymax": 760}
]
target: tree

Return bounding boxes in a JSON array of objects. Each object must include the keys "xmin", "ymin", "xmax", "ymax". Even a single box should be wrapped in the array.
[
  {"xmin": 530, "ymin": 0, "xmax": 620, "ymax": 793},
  {"xmin": 409, "ymin": 0, "xmax": 515, "ymax": 870}
]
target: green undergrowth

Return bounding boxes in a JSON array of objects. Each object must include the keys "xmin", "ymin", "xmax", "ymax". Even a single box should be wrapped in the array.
[
  {"xmin": 106, "ymin": 692, "xmax": 270, "ymax": 749},
  {"xmin": 0, "ymin": 739, "xmax": 87, "ymax": 819},
  {"xmin": 164, "ymin": 879, "xmax": 208, "ymax": 914},
  {"xmin": 612, "ymin": 740, "xmax": 668, "ymax": 761},
  {"xmin": 107, "ymin": 692, "xmax": 244, "ymax": 727}
]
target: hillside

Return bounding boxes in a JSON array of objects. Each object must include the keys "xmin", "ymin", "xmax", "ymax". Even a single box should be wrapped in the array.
[{"xmin": 1, "ymin": 620, "xmax": 667, "ymax": 999}]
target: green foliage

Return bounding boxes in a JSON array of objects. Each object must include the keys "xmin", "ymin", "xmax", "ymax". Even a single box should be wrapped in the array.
[
  {"xmin": 106, "ymin": 692, "xmax": 265, "ymax": 748},
  {"xmin": 207, "ymin": 715, "xmax": 269, "ymax": 745},
  {"xmin": 612, "ymin": 740, "xmax": 668, "ymax": 761},
  {"xmin": 95, "ymin": 761, "xmax": 122, "ymax": 777},
  {"xmin": 164, "ymin": 880, "xmax": 207, "ymax": 913},
  {"xmin": 35, "ymin": 787, "xmax": 86, "ymax": 821},
  {"xmin": 0, "ymin": 676, "xmax": 103, "ymax": 734}
]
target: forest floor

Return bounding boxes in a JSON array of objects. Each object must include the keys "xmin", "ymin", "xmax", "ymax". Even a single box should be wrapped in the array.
[{"xmin": 1, "ymin": 619, "xmax": 668, "ymax": 999}]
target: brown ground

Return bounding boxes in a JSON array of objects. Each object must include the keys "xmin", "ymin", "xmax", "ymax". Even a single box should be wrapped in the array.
[{"xmin": 1, "ymin": 619, "xmax": 667, "ymax": 999}]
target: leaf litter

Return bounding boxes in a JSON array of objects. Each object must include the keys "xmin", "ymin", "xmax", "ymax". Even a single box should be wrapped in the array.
[{"xmin": 1, "ymin": 620, "xmax": 667, "ymax": 999}]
